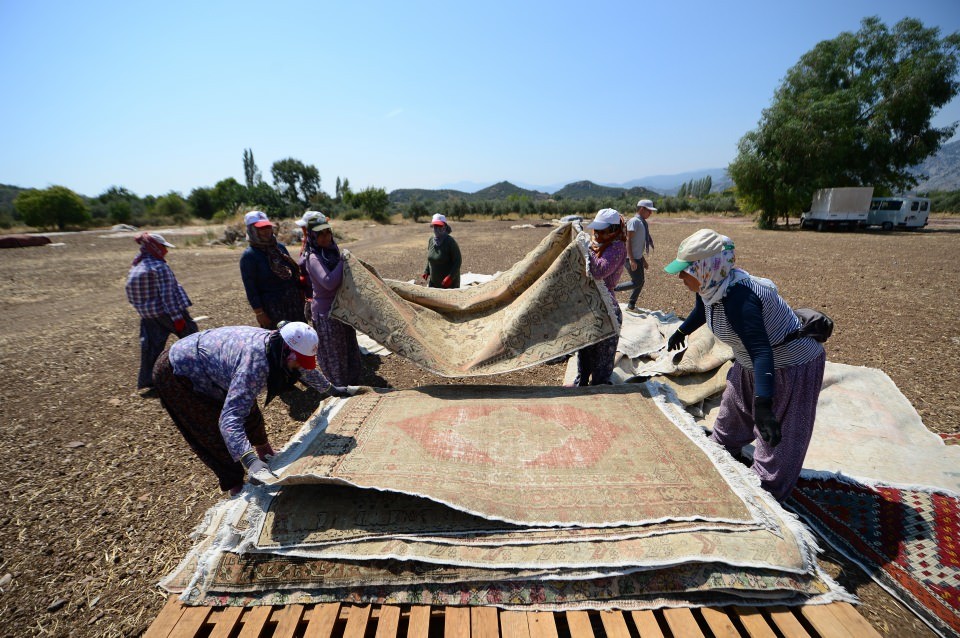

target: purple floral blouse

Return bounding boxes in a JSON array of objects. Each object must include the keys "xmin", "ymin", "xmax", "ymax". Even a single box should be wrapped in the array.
[
  {"xmin": 168, "ymin": 326, "xmax": 332, "ymax": 460},
  {"xmin": 588, "ymin": 240, "xmax": 627, "ymax": 296}
]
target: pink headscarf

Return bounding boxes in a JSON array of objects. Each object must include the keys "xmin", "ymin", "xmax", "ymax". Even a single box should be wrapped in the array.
[{"xmin": 132, "ymin": 232, "xmax": 167, "ymax": 265}]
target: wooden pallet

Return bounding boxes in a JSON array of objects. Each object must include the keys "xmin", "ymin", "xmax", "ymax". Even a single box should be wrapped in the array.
[{"xmin": 144, "ymin": 596, "xmax": 882, "ymax": 638}]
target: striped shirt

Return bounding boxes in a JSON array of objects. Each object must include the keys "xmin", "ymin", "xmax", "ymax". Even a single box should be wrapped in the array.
[
  {"xmin": 679, "ymin": 278, "xmax": 823, "ymax": 397},
  {"xmin": 125, "ymin": 255, "xmax": 191, "ymax": 321}
]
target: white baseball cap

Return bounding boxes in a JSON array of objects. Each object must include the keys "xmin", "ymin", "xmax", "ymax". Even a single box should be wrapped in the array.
[
  {"xmin": 586, "ymin": 208, "xmax": 622, "ymax": 230},
  {"xmin": 244, "ymin": 210, "xmax": 273, "ymax": 228},
  {"xmin": 431, "ymin": 213, "xmax": 448, "ymax": 227},
  {"xmin": 664, "ymin": 229, "xmax": 734, "ymax": 274},
  {"xmin": 637, "ymin": 199, "xmax": 657, "ymax": 212},
  {"xmin": 296, "ymin": 210, "xmax": 331, "ymax": 232},
  {"xmin": 279, "ymin": 321, "xmax": 319, "ymax": 369},
  {"xmin": 148, "ymin": 233, "xmax": 175, "ymax": 248}
]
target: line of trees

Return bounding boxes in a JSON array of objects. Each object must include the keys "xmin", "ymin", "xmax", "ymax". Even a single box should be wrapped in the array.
[{"xmin": 3, "ymin": 149, "xmax": 392, "ymax": 230}]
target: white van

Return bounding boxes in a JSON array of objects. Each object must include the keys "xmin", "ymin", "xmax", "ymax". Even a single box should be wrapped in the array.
[{"xmin": 865, "ymin": 197, "xmax": 931, "ymax": 230}]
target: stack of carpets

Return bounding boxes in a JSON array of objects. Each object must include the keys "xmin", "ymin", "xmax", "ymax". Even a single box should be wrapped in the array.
[{"xmin": 162, "ymin": 385, "xmax": 852, "ymax": 611}]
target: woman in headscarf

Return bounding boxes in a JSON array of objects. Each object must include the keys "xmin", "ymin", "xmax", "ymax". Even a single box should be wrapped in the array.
[
  {"xmin": 152, "ymin": 321, "xmax": 354, "ymax": 495},
  {"xmin": 239, "ymin": 210, "xmax": 305, "ymax": 329},
  {"xmin": 571, "ymin": 208, "xmax": 627, "ymax": 386},
  {"xmin": 665, "ymin": 229, "xmax": 825, "ymax": 501},
  {"xmin": 297, "ymin": 210, "xmax": 362, "ymax": 385},
  {"xmin": 125, "ymin": 232, "xmax": 198, "ymax": 392},
  {"xmin": 421, "ymin": 213, "xmax": 461, "ymax": 288}
]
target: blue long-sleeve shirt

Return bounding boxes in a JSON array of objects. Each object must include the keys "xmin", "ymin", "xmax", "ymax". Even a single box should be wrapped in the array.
[{"xmin": 239, "ymin": 244, "xmax": 299, "ymax": 310}]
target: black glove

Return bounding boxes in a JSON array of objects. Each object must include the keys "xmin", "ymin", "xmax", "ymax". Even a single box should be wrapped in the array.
[
  {"xmin": 241, "ymin": 451, "xmax": 278, "ymax": 485},
  {"xmin": 667, "ymin": 329, "xmax": 687, "ymax": 351},
  {"xmin": 327, "ymin": 385, "xmax": 352, "ymax": 398},
  {"xmin": 753, "ymin": 396, "xmax": 781, "ymax": 448}
]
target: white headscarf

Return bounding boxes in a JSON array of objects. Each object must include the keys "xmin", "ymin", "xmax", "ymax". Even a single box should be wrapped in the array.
[{"xmin": 683, "ymin": 237, "xmax": 750, "ymax": 306}]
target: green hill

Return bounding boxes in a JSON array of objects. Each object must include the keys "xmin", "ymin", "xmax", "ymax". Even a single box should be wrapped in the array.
[
  {"xmin": 472, "ymin": 181, "xmax": 548, "ymax": 201},
  {"xmin": 388, "ymin": 188, "xmax": 471, "ymax": 204},
  {"xmin": 553, "ymin": 181, "xmax": 627, "ymax": 200}
]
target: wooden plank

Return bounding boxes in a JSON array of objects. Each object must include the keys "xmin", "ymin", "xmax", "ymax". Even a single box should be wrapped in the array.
[
  {"xmin": 662, "ymin": 608, "xmax": 705, "ymax": 638},
  {"xmin": 375, "ymin": 605, "xmax": 402, "ymax": 638},
  {"xmin": 764, "ymin": 606, "xmax": 811, "ymax": 638},
  {"xmin": 444, "ymin": 606, "xmax": 471, "ymax": 638},
  {"xmin": 563, "ymin": 611, "xmax": 594, "ymax": 638},
  {"xmin": 304, "ymin": 603, "xmax": 343, "ymax": 638},
  {"xmin": 700, "ymin": 608, "xmax": 741, "ymax": 638},
  {"xmin": 237, "ymin": 605, "xmax": 273, "ymax": 638},
  {"xmin": 169, "ymin": 605, "xmax": 212, "ymax": 638},
  {"xmin": 471, "ymin": 606, "xmax": 501, "ymax": 638},
  {"xmin": 629, "ymin": 610, "xmax": 665, "ymax": 638},
  {"xmin": 272, "ymin": 604, "xmax": 306, "ymax": 638},
  {"xmin": 801, "ymin": 604, "xmax": 856, "ymax": 638},
  {"xmin": 343, "ymin": 604, "xmax": 373, "ymax": 638},
  {"xmin": 207, "ymin": 606, "xmax": 244, "ymax": 638},
  {"xmin": 499, "ymin": 611, "xmax": 532, "ymax": 638},
  {"xmin": 598, "ymin": 611, "xmax": 631, "ymax": 638},
  {"xmin": 526, "ymin": 612, "xmax": 559, "ymax": 638},
  {"xmin": 144, "ymin": 596, "xmax": 187, "ymax": 638},
  {"xmin": 407, "ymin": 605, "xmax": 432, "ymax": 638},
  {"xmin": 732, "ymin": 606, "xmax": 777, "ymax": 638},
  {"xmin": 827, "ymin": 603, "xmax": 882, "ymax": 638}
]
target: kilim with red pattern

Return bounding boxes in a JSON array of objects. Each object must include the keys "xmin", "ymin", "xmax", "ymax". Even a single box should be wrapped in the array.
[{"xmin": 788, "ymin": 477, "xmax": 960, "ymax": 637}]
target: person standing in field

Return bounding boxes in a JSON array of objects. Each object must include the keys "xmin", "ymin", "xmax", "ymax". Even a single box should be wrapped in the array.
[
  {"xmin": 298, "ymin": 210, "xmax": 362, "ymax": 385},
  {"xmin": 421, "ymin": 213, "xmax": 461, "ymax": 288},
  {"xmin": 240, "ymin": 210, "xmax": 305, "ymax": 329},
  {"xmin": 664, "ymin": 229, "xmax": 825, "ymax": 501},
  {"xmin": 125, "ymin": 232, "xmax": 198, "ymax": 394},
  {"xmin": 571, "ymin": 208, "xmax": 627, "ymax": 386},
  {"xmin": 614, "ymin": 199, "xmax": 655, "ymax": 312}
]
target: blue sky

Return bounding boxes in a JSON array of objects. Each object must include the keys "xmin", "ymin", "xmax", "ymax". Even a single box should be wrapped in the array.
[{"xmin": 1, "ymin": 0, "xmax": 959, "ymax": 197}]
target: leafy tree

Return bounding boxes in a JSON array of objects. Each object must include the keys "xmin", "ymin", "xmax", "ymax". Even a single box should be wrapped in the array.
[
  {"xmin": 211, "ymin": 178, "xmax": 246, "ymax": 215},
  {"xmin": 14, "ymin": 185, "xmax": 90, "ymax": 230},
  {"xmin": 154, "ymin": 192, "xmax": 191, "ymax": 224},
  {"xmin": 271, "ymin": 157, "xmax": 320, "ymax": 207},
  {"xmin": 729, "ymin": 16, "xmax": 960, "ymax": 228},
  {"xmin": 188, "ymin": 187, "xmax": 216, "ymax": 219},
  {"xmin": 245, "ymin": 181, "xmax": 285, "ymax": 216},
  {"xmin": 96, "ymin": 185, "xmax": 142, "ymax": 224},
  {"xmin": 403, "ymin": 198, "xmax": 430, "ymax": 222},
  {"xmin": 243, "ymin": 148, "xmax": 262, "ymax": 189},
  {"xmin": 335, "ymin": 176, "xmax": 342, "ymax": 202},
  {"xmin": 351, "ymin": 187, "xmax": 391, "ymax": 222},
  {"xmin": 340, "ymin": 177, "xmax": 353, "ymax": 205}
]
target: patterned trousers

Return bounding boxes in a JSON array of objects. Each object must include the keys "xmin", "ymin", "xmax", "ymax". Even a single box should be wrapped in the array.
[
  {"xmin": 710, "ymin": 350, "xmax": 826, "ymax": 501},
  {"xmin": 153, "ymin": 349, "xmax": 268, "ymax": 491},
  {"xmin": 312, "ymin": 313, "xmax": 362, "ymax": 386},
  {"xmin": 574, "ymin": 305, "xmax": 623, "ymax": 386}
]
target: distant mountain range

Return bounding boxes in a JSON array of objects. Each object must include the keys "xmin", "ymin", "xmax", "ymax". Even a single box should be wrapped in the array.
[
  {"xmin": 912, "ymin": 139, "xmax": 960, "ymax": 192},
  {"xmin": 389, "ymin": 180, "xmax": 661, "ymax": 205}
]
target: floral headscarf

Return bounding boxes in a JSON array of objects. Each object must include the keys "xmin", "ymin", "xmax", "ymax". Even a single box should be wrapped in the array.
[
  {"xmin": 683, "ymin": 237, "xmax": 750, "ymax": 306},
  {"xmin": 132, "ymin": 232, "xmax": 167, "ymax": 265}
]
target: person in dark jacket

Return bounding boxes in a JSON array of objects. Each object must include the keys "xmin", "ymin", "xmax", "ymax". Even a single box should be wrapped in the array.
[
  {"xmin": 239, "ymin": 210, "xmax": 304, "ymax": 329},
  {"xmin": 421, "ymin": 213, "xmax": 461, "ymax": 288},
  {"xmin": 665, "ymin": 229, "xmax": 825, "ymax": 501}
]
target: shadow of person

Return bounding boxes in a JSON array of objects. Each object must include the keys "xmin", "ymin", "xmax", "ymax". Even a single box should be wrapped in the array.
[{"xmin": 358, "ymin": 353, "xmax": 391, "ymax": 389}]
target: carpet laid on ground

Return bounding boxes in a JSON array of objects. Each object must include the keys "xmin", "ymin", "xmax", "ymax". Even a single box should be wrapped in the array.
[
  {"xmin": 162, "ymin": 386, "xmax": 851, "ymax": 611},
  {"xmin": 329, "ymin": 222, "xmax": 619, "ymax": 377},
  {"xmin": 787, "ymin": 478, "xmax": 960, "ymax": 638}
]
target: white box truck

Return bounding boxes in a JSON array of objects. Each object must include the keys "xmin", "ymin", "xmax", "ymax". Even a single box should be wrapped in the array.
[
  {"xmin": 865, "ymin": 196, "xmax": 931, "ymax": 230},
  {"xmin": 800, "ymin": 187, "xmax": 873, "ymax": 230}
]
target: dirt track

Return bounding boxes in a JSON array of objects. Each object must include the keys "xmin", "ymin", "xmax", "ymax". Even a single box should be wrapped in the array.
[{"xmin": 1, "ymin": 216, "xmax": 957, "ymax": 637}]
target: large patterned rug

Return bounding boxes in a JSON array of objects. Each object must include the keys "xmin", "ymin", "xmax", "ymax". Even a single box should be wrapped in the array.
[
  {"xmin": 329, "ymin": 222, "xmax": 619, "ymax": 376},
  {"xmin": 162, "ymin": 386, "xmax": 854, "ymax": 610},
  {"xmin": 788, "ymin": 478, "xmax": 960, "ymax": 637}
]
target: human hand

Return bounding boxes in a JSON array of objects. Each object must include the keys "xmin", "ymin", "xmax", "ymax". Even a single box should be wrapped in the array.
[
  {"xmin": 340, "ymin": 248, "xmax": 350, "ymax": 258},
  {"xmin": 421, "ymin": 272, "xmax": 428, "ymax": 282},
  {"xmin": 173, "ymin": 317, "xmax": 186, "ymax": 334},
  {"xmin": 441, "ymin": 275, "xmax": 453, "ymax": 288},
  {"xmin": 667, "ymin": 329, "xmax": 686, "ymax": 351},
  {"xmin": 255, "ymin": 310, "xmax": 272, "ymax": 328},
  {"xmin": 641, "ymin": 257, "xmax": 649, "ymax": 270},
  {"xmin": 753, "ymin": 397, "xmax": 781, "ymax": 448},
  {"xmin": 627, "ymin": 259, "xmax": 637, "ymax": 272},
  {"xmin": 241, "ymin": 452, "xmax": 278, "ymax": 485},
  {"xmin": 255, "ymin": 443, "xmax": 275, "ymax": 462},
  {"xmin": 327, "ymin": 385, "xmax": 353, "ymax": 398}
]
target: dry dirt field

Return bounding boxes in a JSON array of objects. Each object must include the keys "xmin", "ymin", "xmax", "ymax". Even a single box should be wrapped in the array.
[{"xmin": 1, "ymin": 215, "xmax": 958, "ymax": 637}]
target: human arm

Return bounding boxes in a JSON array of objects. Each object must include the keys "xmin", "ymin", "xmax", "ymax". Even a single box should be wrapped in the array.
[
  {"xmin": 624, "ymin": 228, "xmax": 638, "ymax": 270},
  {"xmin": 668, "ymin": 295, "xmax": 707, "ymax": 351},
  {"xmin": 723, "ymin": 285, "xmax": 780, "ymax": 446},
  {"xmin": 155, "ymin": 263, "xmax": 189, "ymax": 325},
  {"xmin": 447, "ymin": 238, "xmax": 462, "ymax": 287},
  {"xmin": 303, "ymin": 250, "xmax": 345, "ymax": 292},
  {"xmin": 217, "ymin": 359, "xmax": 269, "ymax": 462},
  {"xmin": 587, "ymin": 242, "xmax": 625, "ymax": 281}
]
